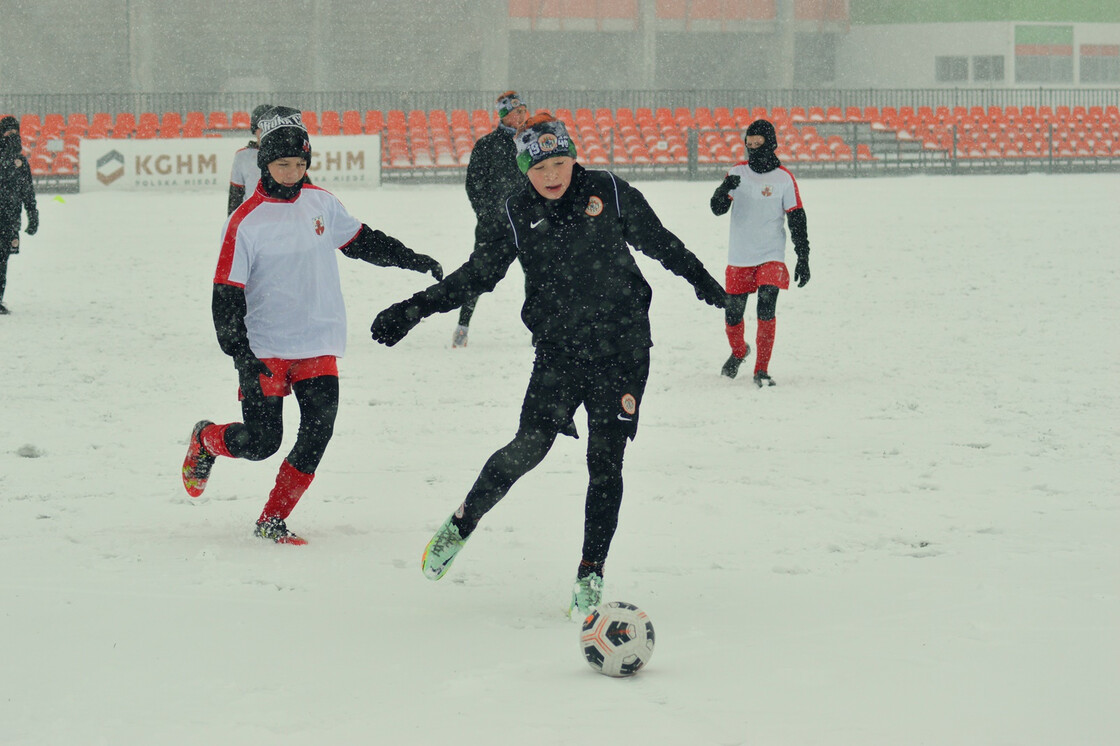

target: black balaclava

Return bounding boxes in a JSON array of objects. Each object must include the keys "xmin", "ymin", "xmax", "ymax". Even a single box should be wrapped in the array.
[
  {"xmin": 257, "ymin": 106, "xmax": 312, "ymax": 200},
  {"xmin": 745, "ymin": 119, "xmax": 781, "ymax": 174},
  {"xmin": 0, "ymin": 115, "xmax": 22, "ymax": 161}
]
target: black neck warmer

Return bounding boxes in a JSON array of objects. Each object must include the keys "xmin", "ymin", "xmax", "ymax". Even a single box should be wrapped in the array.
[{"xmin": 259, "ymin": 169, "xmax": 309, "ymax": 201}]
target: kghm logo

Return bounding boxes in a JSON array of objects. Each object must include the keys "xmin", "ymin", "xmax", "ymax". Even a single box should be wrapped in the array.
[{"xmin": 96, "ymin": 150, "xmax": 125, "ymax": 185}]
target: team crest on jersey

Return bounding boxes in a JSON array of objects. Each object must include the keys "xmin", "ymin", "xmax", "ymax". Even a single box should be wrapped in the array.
[
  {"xmin": 620, "ymin": 393, "xmax": 637, "ymax": 415},
  {"xmin": 761, "ymin": 185, "xmax": 773, "ymax": 197},
  {"xmin": 313, "ymin": 215, "xmax": 325, "ymax": 236},
  {"xmin": 585, "ymin": 195, "xmax": 604, "ymax": 216}
]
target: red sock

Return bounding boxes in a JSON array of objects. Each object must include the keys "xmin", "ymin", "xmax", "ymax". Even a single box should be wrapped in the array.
[
  {"xmin": 725, "ymin": 321, "xmax": 748, "ymax": 358},
  {"xmin": 199, "ymin": 423, "xmax": 234, "ymax": 458},
  {"xmin": 259, "ymin": 460, "xmax": 315, "ymax": 522},
  {"xmin": 755, "ymin": 318, "xmax": 776, "ymax": 374}
]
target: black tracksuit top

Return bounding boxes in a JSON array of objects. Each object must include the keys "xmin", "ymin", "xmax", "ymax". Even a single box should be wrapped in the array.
[
  {"xmin": 465, "ymin": 125, "xmax": 525, "ymax": 221},
  {"xmin": 0, "ymin": 152, "xmax": 36, "ymax": 237},
  {"xmin": 411, "ymin": 163, "xmax": 713, "ymax": 359}
]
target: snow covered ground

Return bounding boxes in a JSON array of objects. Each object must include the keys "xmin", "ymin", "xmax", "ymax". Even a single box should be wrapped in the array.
[{"xmin": 1, "ymin": 172, "xmax": 1117, "ymax": 746}]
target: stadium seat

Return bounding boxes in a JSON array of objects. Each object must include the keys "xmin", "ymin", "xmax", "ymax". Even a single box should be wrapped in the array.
[
  {"xmin": 135, "ymin": 112, "xmax": 159, "ymax": 139},
  {"xmin": 87, "ymin": 112, "xmax": 113, "ymax": 139},
  {"xmin": 182, "ymin": 112, "xmax": 206, "ymax": 138},
  {"xmin": 320, "ymin": 110, "xmax": 341, "ymax": 136},
  {"xmin": 301, "ymin": 110, "xmax": 320, "ymax": 135},
  {"xmin": 231, "ymin": 111, "xmax": 251, "ymax": 130},
  {"xmin": 111, "ymin": 113, "xmax": 136, "ymax": 138},
  {"xmin": 160, "ymin": 112, "xmax": 182, "ymax": 138},
  {"xmin": 341, "ymin": 110, "xmax": 363, "ymax": 135},
  {"xmin": 364, "ymin": 110, "xmax": 385, "ymax": 134},
  {"xmin": 208, "ymin": 111, "xmax": 230, "ymax": 130}
]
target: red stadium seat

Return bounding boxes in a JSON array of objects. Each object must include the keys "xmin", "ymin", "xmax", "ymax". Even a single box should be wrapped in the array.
[
  {"xmin": 160, "ymin": 112, "xmax": 182, "ymax": 138},
  {"xmin": 320, "ymin": 110, "xmax": 341, "ymax": 136},
  {"xmin": 111, "ymin": 113, "xmax": 136, "ymax": 138},
  {"xmin": 341, "ymin": 110, "xmax": 363, "ymax": 135},
  {"xmin": 208, "ymin": 111, "xmax": 230, "ymax": 130},
  {"xmin": 364, "ymin": 110, "xmax": 385, "ymax": 134},
  {"xmin": 231, "ymin": 111, "xmax": 251, "ymax": 130}
]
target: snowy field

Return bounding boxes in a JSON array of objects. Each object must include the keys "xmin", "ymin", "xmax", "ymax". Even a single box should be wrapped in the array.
[{"xmin": 1, "ymin": 171, "xmax": 1117, "ymax": 746}]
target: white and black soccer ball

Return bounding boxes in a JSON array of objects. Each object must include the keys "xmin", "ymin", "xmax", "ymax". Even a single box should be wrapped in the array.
[{"xmin": 580, "ymin": 601, "xmax": 655, "ymax": 677}]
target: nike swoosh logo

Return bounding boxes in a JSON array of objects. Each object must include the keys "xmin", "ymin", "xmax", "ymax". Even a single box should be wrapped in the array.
[
  {"xmin": 530, "ymin": 219, "xmax": 545, "ymax": 229},
  {"xmin": 617, "ymin": 414, "xmax": 633, "ymax": 421}
]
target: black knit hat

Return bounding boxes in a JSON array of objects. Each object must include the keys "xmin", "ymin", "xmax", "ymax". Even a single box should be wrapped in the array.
[
  {"xmin": 250, "ymin": 104, "xmax": 273, "ymax": 132},
  {"xmin": 257, "ymin": 106, "xmax": 311, "ymax": 168},
  {"xmin": 0, "ymin": 115, "xmax": 19, "ymax": 134}
]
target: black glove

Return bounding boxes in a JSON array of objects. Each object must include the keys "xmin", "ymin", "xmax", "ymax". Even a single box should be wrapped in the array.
[
  {"xmin": 692, "ymin": 274, "xmax": 727, "ymax": 309},
  {"xmin": 26, "ymin": 210, "xmax": 38, "ymax": 236},
  {"xmin": 714, "ymin": 174, "xmax": 740, "ymax": 199},
  {"xmin": 794, "ymin": 252, "xmax": 810, "ymax": 287},
  {"xmin": 414, "ymin": 255, "xmax": 443, "ymax": 281},
  {"xmin": 371, "ymin": 301, "xmax": 423, "ymax": 346},
  {"xmin": 234, "ymin": 355, "xmax": 273, "ymax": 400}
]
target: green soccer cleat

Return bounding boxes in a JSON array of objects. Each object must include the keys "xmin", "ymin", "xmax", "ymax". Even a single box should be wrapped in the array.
[
  {"xmin": 569, "ymin": 572, "xmax": 604, "ymax": 619},
  {"xmin": 422, "ymin": 515, "xmax": 468, "ymax": 581}
]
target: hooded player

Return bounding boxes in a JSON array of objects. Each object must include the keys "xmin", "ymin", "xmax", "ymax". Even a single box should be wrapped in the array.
[
  {"xmin": 711, "ymin": 118, "xmax": 812, "ymax": 387},
  {"xmin": 182, "ymin": 106, "xmax": 444, "ymax": 544},
  {"xmin": 0, "ymin": 115, "xmax": 38, "ymax": 314}
]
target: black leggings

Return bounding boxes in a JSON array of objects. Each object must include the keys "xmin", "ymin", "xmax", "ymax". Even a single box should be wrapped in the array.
[
  {"xmin": 725, "ymin": 284, "xmax": 779, "ymax": 325},
  {"xmin": 224, "ymin": 375, "xmax": 339, "ymax": 475},
  {"xmin": 458, "ymin": 426, "xmax": 629, "ymax": 566}
]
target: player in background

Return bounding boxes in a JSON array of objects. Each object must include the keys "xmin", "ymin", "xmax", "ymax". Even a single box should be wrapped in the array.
[
  {"xmin": 0, "ymin": 115, "xmax": 38, "ymax": 315},
  {"xmin": 452, "ymin": 91, "xmax": 529, "ymax": 348},
  {"xmin": 711, "ymin": 118, "xmax": 812, "ymax": 387},
  {"xmin": 182, "ymin": 106, "xmax": 443, "ymax": 544},
  {"xmin": 227, "ymin": 104, "xmax": 273, "ymax": 215},
  {"xmin": 371, "ymin": 113, "xmax": 726, "ymax": 616}
]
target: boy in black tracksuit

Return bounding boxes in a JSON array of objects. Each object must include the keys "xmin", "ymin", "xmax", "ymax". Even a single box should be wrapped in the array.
[
  {"xmin": 453, "ymin": 91, "xmax": 529, "ymax": 347},
  {"xmin": 0, "ymin": 115, "xmax": 39, "ymax": 314},
  {"xmin": 371, "ymin": 113, "xmax": 726, "ymax": 616}
]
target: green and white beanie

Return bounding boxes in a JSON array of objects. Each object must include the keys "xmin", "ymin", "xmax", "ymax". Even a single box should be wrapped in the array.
[{"xmin": 515, "ymin": 114, "xmax": 577, "ymax": 173}]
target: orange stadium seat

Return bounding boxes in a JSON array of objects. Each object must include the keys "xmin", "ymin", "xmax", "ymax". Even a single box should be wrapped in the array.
[
  {"xmin": 207, "ymin": 111, "xmax": 230, "ymax": 130},
  {"xmin": 320, "ymin": 110, "xmax": 341, "ymax": 136},
  {"xmin": 231, "ymin": 111, "xmax": 251, "ymax": 130},
  {"xmin": 111, "ymin": 113, "xmax": 135, "ymax": 138},
  {"xmin": 160, "ymin": 112, "xmax": 182, "ymax": 138},
  {"xmin": 341, "ymin": 110, "xmax": 363, "ymax": 135},
  {"xmin": 361, "ymin": 110, "xmax": 382, "ymax": 134}
]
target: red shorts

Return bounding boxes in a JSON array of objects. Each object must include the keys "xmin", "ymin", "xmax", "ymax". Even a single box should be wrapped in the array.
[
  {"xmin": 725, "ymin": 262, "xmax": 790, "ymax": 295},
  {"xmin": 239, "ymin": 355, "xmax": 338, "ymax": 399}
]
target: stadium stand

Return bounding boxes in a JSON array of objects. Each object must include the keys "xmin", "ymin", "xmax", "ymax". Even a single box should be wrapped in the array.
[{"xmin": 8, "ymin": 104, "xmax": 1119, "ymax": 178}]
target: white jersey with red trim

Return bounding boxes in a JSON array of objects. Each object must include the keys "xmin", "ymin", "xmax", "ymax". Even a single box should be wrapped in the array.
[
  {"xmin": 214, "ymin": 184, "xmax": 362, "ymax": 359},
  {"xmin": 725, "ymin": 162, "xmax": 803, "ymax": 267},
  {"xmin": 229, "ymin": 145, "xmax": 260, "ymax": 197}
]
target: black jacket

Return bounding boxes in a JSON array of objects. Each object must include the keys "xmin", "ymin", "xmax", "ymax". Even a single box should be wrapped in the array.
[
  {"xmin": 465, "ymin": 125, "xmax": 525, "ymax": 221},
  {"xmin": 407, "ymin": 163, "xmax": 722, "ymax": 358},
  {"xmin": 0, "ymin": 143, "xmax": 37, "ymax": 238}
]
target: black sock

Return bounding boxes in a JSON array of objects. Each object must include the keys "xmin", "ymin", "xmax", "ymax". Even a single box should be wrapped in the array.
[{"xmin": 577, "ymin": 560, "xmax": 604, "ymax": 579}]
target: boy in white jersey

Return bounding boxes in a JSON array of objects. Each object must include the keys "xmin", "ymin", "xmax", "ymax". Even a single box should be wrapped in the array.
[
  {"xmin": 711, "ymin": 119, "xmax": 812, "ymax": 387},
  {"xmin": 227, "ymin": 103, "xmax": 272, "ymax": 215},
  {"xmin": 182, "ymin": 106, "xmax": 443, "ymax": 544}
]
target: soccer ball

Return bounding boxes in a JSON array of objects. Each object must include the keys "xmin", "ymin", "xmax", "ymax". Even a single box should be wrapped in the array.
[{"xmin": 580, "ymin": 601, "xmax": 655, "ymax": 677}]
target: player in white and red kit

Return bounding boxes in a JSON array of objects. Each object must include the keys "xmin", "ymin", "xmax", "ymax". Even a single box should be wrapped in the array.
[
  {"xmin": 182, "ymin": 107, "xmax": 443, "ymax": 544},
  {"xmin": 227, "ymin": 104, "xmax": 273, "ymax": 215},
  {"xmin": 711, "ymin": 119, "xmax": 811, "ymax": 387}
]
